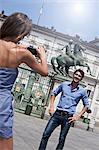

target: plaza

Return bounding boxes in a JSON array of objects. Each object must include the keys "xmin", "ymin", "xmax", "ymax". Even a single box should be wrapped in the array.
[
  {"xmin": 0, "ymin": 2, "xmax": 99, "ymax": 150},
  {"xmin": 1, "ymin": 12, "xmax": 99, "ymax": 127},
  {"xmin": 14, "ymin": 112, "xmax": 99, "ymax": 150}
]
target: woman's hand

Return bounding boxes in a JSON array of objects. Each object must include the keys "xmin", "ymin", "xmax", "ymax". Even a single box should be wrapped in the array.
[{"xmin": 36, "ymin": 46, "xmax": 46, "ymax": 59}]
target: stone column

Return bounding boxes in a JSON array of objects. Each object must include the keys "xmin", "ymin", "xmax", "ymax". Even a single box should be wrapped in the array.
[
  {"xmin": 88, "ymin": 84, "xmax": 99, "ymax": 131},
  {"xmin": 24, "ymin": 72, "xmax": 36, "ymax": 101}
]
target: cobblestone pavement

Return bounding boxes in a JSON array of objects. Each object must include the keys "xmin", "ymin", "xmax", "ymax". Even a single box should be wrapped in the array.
[{"xmin": 14, "ymin": 112, "xmax": 99, "ymax": 150}]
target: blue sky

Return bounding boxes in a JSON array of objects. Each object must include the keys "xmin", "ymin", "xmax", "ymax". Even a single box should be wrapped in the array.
[{"xmin": 0, "ymin": 0, "xmax": 99, "ymax": 42}]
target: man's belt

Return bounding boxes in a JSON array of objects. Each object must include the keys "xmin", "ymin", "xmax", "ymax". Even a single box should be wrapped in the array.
[{"xmin": 56, "ymin": 109, "xmax": 73, "ymax": 116}]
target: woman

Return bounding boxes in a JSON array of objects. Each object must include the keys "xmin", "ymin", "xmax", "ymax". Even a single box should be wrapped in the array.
[{"xmin": 0, "ymin": 12, "xmax": 48, "ymax": 150}]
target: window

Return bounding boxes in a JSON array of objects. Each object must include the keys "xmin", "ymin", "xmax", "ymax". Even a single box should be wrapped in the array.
[
  {"xmin": 57, "ymin": 43, "xmax": 64, "ymax": 50},
  {"xmin": 96, "ymin": 86, "xmax": 99, "ymax": 102}
]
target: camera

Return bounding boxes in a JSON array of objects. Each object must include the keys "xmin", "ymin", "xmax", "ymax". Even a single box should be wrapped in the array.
[{"xmin": 27, "ymin": 45, "xmax": 37, "ymax": 56}]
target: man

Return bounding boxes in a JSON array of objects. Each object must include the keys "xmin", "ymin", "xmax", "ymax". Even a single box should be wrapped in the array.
[{"xmin": 38, "ymin": 69, "xmax": 89, "ymax": 150}]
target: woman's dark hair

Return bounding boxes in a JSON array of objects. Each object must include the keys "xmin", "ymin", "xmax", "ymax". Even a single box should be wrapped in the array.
[
  {"xmin": 0, "ymin": 12, "xmax": 32, "ymax": 42},
  {"xmin": 74, "ymin": 69, "xmax": 84, "ymax": 79}
]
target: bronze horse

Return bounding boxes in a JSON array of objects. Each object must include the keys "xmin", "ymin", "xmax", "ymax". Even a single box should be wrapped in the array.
[{"xmin": 51, "ymin": 43, "xmax": 91, "ymax": 76}]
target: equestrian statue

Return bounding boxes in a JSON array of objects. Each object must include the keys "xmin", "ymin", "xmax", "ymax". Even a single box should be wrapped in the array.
[{"xmin": 51, "ymin": 42, "xmax": 92, "ymax": 76}]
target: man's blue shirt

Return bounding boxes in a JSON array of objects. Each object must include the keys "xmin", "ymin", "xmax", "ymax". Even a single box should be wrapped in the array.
[{"xmin": 51, "ymin": 81, "xmax": 89, "ymax": 114}]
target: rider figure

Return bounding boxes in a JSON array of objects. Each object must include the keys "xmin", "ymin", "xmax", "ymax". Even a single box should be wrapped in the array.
[{"xmin": 65, "ymin": 41, "xmax": 77, "ymax": 68}]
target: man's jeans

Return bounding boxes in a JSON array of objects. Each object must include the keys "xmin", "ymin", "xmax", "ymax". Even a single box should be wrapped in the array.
[{"xmin": 38, "ymin": 110, "xmax": 73, "ymax": 150}]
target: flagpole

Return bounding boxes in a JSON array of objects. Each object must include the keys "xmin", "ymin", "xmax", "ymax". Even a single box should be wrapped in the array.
[{"xmin": 37, "ymin": 0, "xmax": 45, "ymax": 25}]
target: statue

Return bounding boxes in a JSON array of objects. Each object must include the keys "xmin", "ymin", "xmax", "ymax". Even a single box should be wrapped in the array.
[{"xmin": 51, "ymin": 42, "xmax": 91, "ymax": 76}]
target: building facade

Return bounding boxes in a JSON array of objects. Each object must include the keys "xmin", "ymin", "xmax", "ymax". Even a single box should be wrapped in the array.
[{"xmin": 0, "ymin": 13, "xmax": 99, "ymax": 125}]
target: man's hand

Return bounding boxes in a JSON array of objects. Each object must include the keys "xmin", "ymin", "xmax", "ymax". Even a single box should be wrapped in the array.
[
  {"xmin": 49, "ymin": 106, "xmax": 54, "ymax": 116},
  {"xmin": 68, "ymin": 115, "xmax": 80, "ymax": 123}
]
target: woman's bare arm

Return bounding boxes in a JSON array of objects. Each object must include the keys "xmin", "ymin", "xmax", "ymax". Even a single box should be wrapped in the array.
[{"xmin": 20, "ymin": 46, "xmax": 48, "ymax": 76}]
